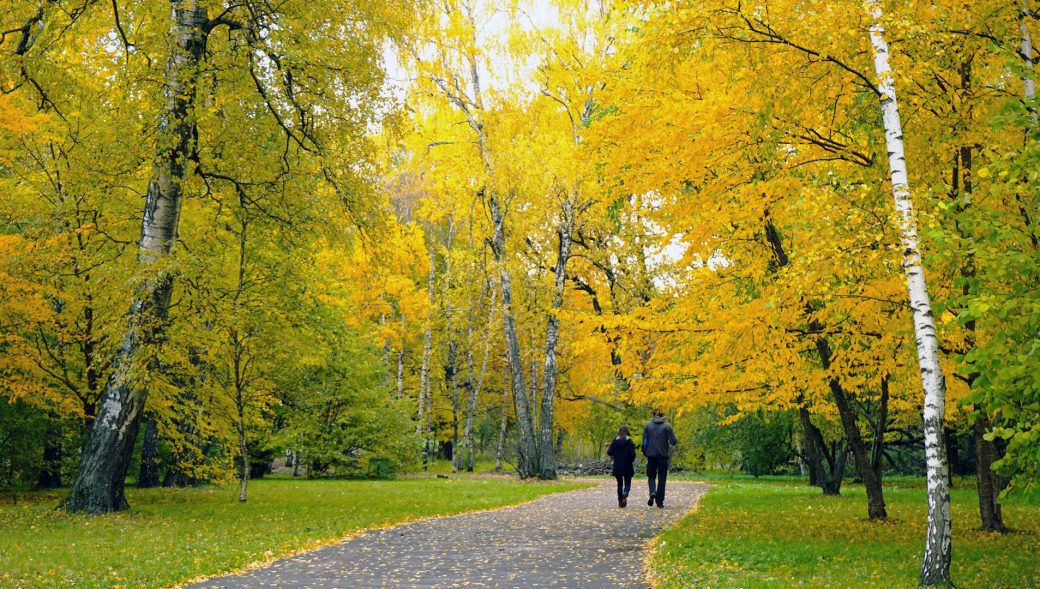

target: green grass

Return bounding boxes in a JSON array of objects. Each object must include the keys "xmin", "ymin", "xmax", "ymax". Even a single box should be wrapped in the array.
[
  {"xmin": 412, "ymin": 458, "xmax": 505, "ymax": 475},
  {"xmin": 0, "ymin": 477, "xmax": 584, "ymax": 588},
  {"xmin": 651, "ymin": 477, "xmax": 1040, "ymax": 588}
]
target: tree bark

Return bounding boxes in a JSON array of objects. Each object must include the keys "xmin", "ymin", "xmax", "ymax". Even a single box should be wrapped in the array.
[
  {"xmin": 763, "ymin": 216, "xmax": 852, "ymax": 498},
  {"xmin": 815, "ymin": 337, "xmax": 887, "ymax": 520},
  {"xmin": 537, "ymin": 198, "xmax": 575, "ymax": 480},
  {"xmin": 798, "ymin": 403, "xmax": 845, "ymax": 495},
  {"xmin": 463, "ymin": 285, "xmax": 496, "ymax": 472},
  {"xmin": 866, "ymin": 3, "xmax": 952, "ymax": 582},
  {"xmin": 951, "ymin": 93, "xmax": 1007, "ymax": 532},
  {"xmin": 495, "ymin": 364, "xmax": 510, "ymax": 473},
  {"xmin": 1022, "ymin": 0, "xmax": 1037, "ymax": 128},
  {"xmin": 37, "ymin": 423, "xmax": 62, "ymax": 489},
  {"xmin": 417, "ymin": 246, "xmax": 436, "ymax": 469},
  {"xmin": 448, "ymin": 338, "xmax": 461, "ymax": 472},
  {"xmin": 396, "ymin": 314, "xmax": 406, "ymax": 401},
  {"xmin": 870, "ymin": 378, "xmax": 890, "ymax": 483},
  {"xmin": 973, "ymin": 415, "xmax": 1006, "ymax": 532},
  {"xmin": 138, "ymin": 414, "xmax": 161, "ymax": 488},
  {"xmin": 61, "ymin": 1, "xmax": 208, "ymax": 514},
  {"xmin": 490, "ymin": 195, "xmax": 539, "ymax": 478},
  {"xmin": 237, "ymin": 419, "xmax": 249, "ymax": 503}
]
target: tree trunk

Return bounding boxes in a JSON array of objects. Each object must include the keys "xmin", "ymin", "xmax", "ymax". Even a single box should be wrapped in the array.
[
  {"xmin": 973, "ymin": 416, "xmax": 1006, "ymax": 532},
  {"xmin": 138, "ymin": 414, "xmax": 161, "ymax": 488},
  {"xmin": 537, "ymin": 198, "xmax": 575, "ymax": 480},
  {"xmin": 866, "ymin": 3, "xmax": 952, "ymax": 582},
  {"xmin": 396, "ymin": 314, "xmax": 406, "ymax": 402},
  {"xmin": 418, "ymin": 246, "xmax": 435, "ymax": 469},
  {"xmin": 813, "ymin": 337, "xmax": 887, "ymax": 519},
  {"xmin": 762, "ymin": 217, "xmax": 854, "ymax": 499},
  {"xmin": 237, "ymin": 423, "xmax": 249, "ymax": 503},
  {"xmin": 951, "ymin": 101, "xmax": 1007, "ymax": 532},
  {"xmin": 798, "ymin": 403, "xmax": 844, "ymax": 495},
  {"xmin": 463, "ymin": 286, "xmax": 496, "ymax": 472},
  {"xmin": 495, "ymin": 365, "xmax": 510, "ymax": 473},
  {"xmin": 37, "ymin": 423, "xmax": 62, "ymax": 489},
  {"xmin": 448, "ymin": 339, "xmax": 461, "ymax": 472},
  {"xmin": 490, "ymin": 195, "xmax": 538, "ymax": 478},
  {"xmin": 870, "ymin": 378, "xmax": 890, "ymax": 483},
  {"xmin": 1022, "ymin": 0, "xmax": 1037, "ymax": 128},
  {"xmin": 61, "ymin": 1, "xmax": 207, "ymax": 514}
]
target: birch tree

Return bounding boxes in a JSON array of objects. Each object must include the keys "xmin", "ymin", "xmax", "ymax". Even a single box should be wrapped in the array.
[
  {"xmin": 62, "ymin": 1, "xmax": 211, "ymax": 514},
  {"xmin": 865, "ymin": 1, "xmax": 951, "ymax": 583}
]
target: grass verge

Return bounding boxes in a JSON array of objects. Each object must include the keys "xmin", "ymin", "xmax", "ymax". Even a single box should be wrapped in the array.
[
  {"xmin": 1, "ymin": 477, "xmax": 585, "ymax": 588},
  {"xmin": 650, "ymin": 478, "xmax": 1039, "ymax": 588}
]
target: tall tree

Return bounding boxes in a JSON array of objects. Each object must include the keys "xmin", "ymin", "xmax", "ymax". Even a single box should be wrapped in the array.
[
  {"xmin": 62, "ymin": 1, "xmax": 211, "ymax": 513},
  {"xmin": 865, "ymin": 1, "xmax": 951, "ymax": 582}
]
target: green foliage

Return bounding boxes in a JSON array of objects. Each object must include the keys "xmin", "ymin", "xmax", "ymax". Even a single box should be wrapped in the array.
[
  {"xmin": 0, "ymin": 477, "xmax": 584, "ymax": 588},
  {"xmin": 276, "ymin": 324, "xmax": 420, "ymax": 477},
  {"xmin": 684, "ymin": 407, "xmax": 797, "ymax": 476},
  {"xmin": 0, "ymin": 399, "xmax": 48, "ymax": 491},
  {"xmin": 650, "ymin": 478, "xmax": 1040, "ymax": 588}
]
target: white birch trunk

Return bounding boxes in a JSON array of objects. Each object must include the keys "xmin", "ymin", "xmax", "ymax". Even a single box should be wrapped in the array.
[
  {"xmin": 1022, "ymin": 0, "xmax": 1037, "ymax": 128},
  {"xmin": 491, "ymin": 196, "xmax": 539, "ymax": 477},
  {"xmin": 866, "ymin": 2, "xmax": 951, "ymax": 584},
  {"xmin": 61, "ymin": 0, "xmax": 208, "ymax": 514},
  {"xmin": 417, "ymin": 247, "xmax": 436, "ymax": 467},
  {"xmin": 237, "ymin": 415, "xmax": 249, "ymax": 503},
  {"xmin": 537, "ymin": 198, "xmax": 575, "ymax": 479},
  {"xmin": 396, "ymin": 314, "xmax": 406, "ymax": 402}
]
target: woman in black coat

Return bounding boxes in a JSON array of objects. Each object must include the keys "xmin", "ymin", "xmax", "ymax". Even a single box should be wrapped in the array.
[{"xmin": 607, "ymin": 425, "xmax": 637, "ymax": 508}]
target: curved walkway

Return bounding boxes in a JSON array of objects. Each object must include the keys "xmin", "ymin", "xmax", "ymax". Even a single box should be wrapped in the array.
[{"xmin": 189, "ymin": 480, "xmax": 708, "ymax": 589}]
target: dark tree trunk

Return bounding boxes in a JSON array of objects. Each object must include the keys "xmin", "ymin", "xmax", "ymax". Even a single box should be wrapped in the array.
[
  {"xmin": 765, "ymin": 214, "xmax": 883, "ymax": 516},
  {"xmin": 61, "ymin": 2, "xmax": 208, "ymax": 514},
  {"xmin": 448, "ymin": 339, "xmax": 461, "ymax": 472},
  {"xmin": 137, "ymin": 415, "xmax": 161, "ymax": 488},
  {"xmin": 37, "ymin": 433, "xmax": 62, "ymax": 489},
  {"xmin": 870, "ymin": 378, "xmax": 890, "ymax": 483},
  {"xmin": 973, "ymin": 416, "xmax": 1006, "ymax": 532},
  {"xmin": 814, "ymin": 337, "xmax": 887, "ymax": 520},
  {"xmin": 798, "ymin": 404, "xmax": 845, "ymax": 495}
]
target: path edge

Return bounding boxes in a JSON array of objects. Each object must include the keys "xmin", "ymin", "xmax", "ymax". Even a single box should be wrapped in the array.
[{"xmin": 642, "ymin": 482, "xmax": 714, "ymax": 589}]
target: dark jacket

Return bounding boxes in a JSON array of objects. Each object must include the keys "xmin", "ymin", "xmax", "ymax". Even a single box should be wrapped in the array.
[
  {"xmin": 607, "ymin": 436, "xmax": 636, "ymax": 477},
  {"xmin": 642, "ymin": 416, "xmax": 678, "ymax": 458}
]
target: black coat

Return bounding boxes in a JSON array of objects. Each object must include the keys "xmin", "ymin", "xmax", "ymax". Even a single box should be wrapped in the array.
[
  {"xmin": 642, "ymin": 417, "xmax": 678, "ymax": 458},
  {"xmin": 607, "ymin": 437, "xmax": 636, "ymax": 477}
]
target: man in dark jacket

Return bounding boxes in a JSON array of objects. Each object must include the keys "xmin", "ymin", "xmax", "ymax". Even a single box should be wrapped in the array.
[{"xmin": 642, "ymin": 409, "xmax": 678, "ymax": 508}]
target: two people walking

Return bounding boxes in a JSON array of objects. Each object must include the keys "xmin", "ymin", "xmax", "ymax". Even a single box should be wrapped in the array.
[{"xmin": 607, "ymin": 409, "xmax": 678, "ymax": 509}]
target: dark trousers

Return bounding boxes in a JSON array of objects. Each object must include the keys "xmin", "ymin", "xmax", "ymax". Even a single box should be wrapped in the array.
[
  {"xmin": 647, "ymin": 456, "xmax": 670, "ymax": 505},
  {"xmin": 615, "ymin": 474, "xmax": 632, "ymax": 498}
]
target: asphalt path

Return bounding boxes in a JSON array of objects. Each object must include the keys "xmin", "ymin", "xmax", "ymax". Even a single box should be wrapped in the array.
[{"xmin": 189, "ymin": 480, "xmax": 708, "ymax": 589}]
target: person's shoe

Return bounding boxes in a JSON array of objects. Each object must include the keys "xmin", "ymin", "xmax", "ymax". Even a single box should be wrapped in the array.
[
  {"xmin": 656, "ymin": 502, "xmax": 664, "ymax": 509},
  {"xmin": 620, "ymin": 496, "xmax": 627, "ymax": 508},
  {"xmin": 648, "ymin": 493, "xmax": 655, "ymax": 506}
]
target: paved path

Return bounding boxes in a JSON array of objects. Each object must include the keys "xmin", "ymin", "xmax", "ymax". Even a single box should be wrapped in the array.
[{"xmin": 190, "ymin": 480, "xmax": 708, "ymax": 589}]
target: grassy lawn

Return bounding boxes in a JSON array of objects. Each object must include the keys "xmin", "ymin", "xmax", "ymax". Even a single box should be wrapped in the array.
[
  {"xmin": 651, "ymin": 477, "xmax": 1040, "ymax": 588},
  {"xmin": 0, "ymin": 476, "xmax": 584, "ymax": 589},
  {"xmin": 413, "ymin": 458, "xmax": 507, "ymax": 475}
]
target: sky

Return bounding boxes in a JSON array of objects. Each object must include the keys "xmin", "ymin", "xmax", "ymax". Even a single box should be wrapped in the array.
[{"xmin": 381, "ymin": 0, "xmax": 564, "ymax": 102}]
